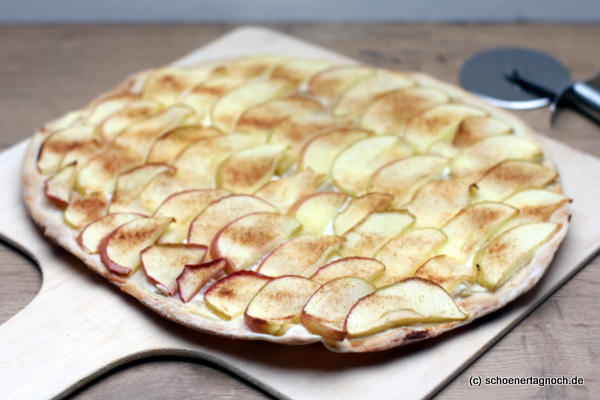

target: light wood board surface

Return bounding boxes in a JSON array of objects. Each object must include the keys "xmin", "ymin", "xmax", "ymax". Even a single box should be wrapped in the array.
[{"xmin": 1, "ymin": 24, "xmax": 599, "ymax": 400}]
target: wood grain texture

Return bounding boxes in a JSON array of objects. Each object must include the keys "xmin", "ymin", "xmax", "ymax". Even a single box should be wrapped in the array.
[{"xmin": 1, "ymin": 24, "xmax": 599, "ymax": 400}]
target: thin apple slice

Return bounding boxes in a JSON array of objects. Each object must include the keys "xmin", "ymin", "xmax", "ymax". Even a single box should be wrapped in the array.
[
  {"xmin": 331, "ymin": 135, "xmax": 410, "ymax": 196},
  {"xmin": 226, "ymin": 55, "xmax": 288, "ymax": 78},
  {"xmin": 438, "ymin": 202, "xmax": 518, "ymax": 262},
  {"xmin": 288, "ymin": 192, "xmax": 349, "ymax": 234},
  {"xmin": 99, "ymin": 216, "xmax": 173, "ymax": 276},
  {"xmin": 204, "ymin": 271, "xmax": 273, "ymax": 320},
  {"xmin": 180, "ymin": 75, "xmax": 246, "ymax": 116},
  {"xmin": 44, "ymin": 163, "xmax": 77, "ymax": 207},
  {"xmin": 271, "ymin": 59, "xmax": 334, "ymax": 86},
  {"xmin": 406, "ymin": 180, "xmax": 471, "ymax": 228},
  {"xmin": 143, "ymin": 64, "xmax": 220, "ymax": 105},
  {"xmin": 147, "ymin": 125, "xmax": 220, "ymax": 164},
  {"xmin": 244, "ymin": 276, "xmax": 320, "ymax": 335},
  {"xmin": 475, "ymin": 222, "xmax": 561, "ymax": 290},
  {"xmin": 141, "ymin": 243, "xmax": 208, "ymax": 295},
  {"xmin": 172, "ymin": 132, "xmax": 257, "ymax": 189},
  {"xmin": 210, "ymin": 212, "xmax": 301, "ymax": 272},
  {"xmin": 254, "ymin": 169, "xmax": 325, "ymax": 213},
  {"xmin": 77, "ymin": 213, "xmax": 144, "ymax": 254},
  {"xmin": 360, "ymin": 87, "xmax": 449, "ymax": 134},
  {"xmin": 501, "ymin": 189, "xmax": 570, "ymax": 229},
  {"xmin": 301, "ymin": 277, "xmax": 376, "ymax": 341},
  {"xmin": 98, "ymin": 100, "xmax": 162, "ymax": 141},
  {"xmin": 37, "ymin": 125, "xmax": 101, "ymax": 175},
  {"xmin": 64, "ymin": 192, "xmax": 109, "ymax": 229},
  {"xmin": 85, "ymin": 94, "xmax": 139, "ymax": 125},
  {"xmin": 307, "ymin": 65, "xmax": 375, "ymax": 104},
  {"xmin": 257, "ymin": 234, "xmax": 346, "ymax": 277},
  {"xmin": 153, "ymin": 189, "xmax": 230, "ymax": 244},
  {"xmin": 109, "ymin": 164, "xmax": 175, "ymax": 214},
  {"xmin": 298, "ymin": 129, "xmax": 371, "ymax": 176},
  {"xmin": 236, "ymin": 95, "xmax": 323, "ymax": 136},
  {"xmin": 368, "ymin": 155, "xmax": 448, "ymax": 209},
  {"xmin": 450, "ymin": 135, "xmax": 543, "ymax": 180},
  {"xmin": 342, "ymin": 211, "xmax": 415, "ymax": 258},
  {"xmin": 216, "ymin": 144, "xmax": 288, "ymax": 194},
  {"xmin": 344, "ymin": 277, "xmax": 467, "ymax": 338},
  {"xmin": 414, "ymin": 255, "xmax": 478, "ymax": 294},
  {"xmin": 452, "ymin": 116, "xmax": 512, "ymax": 147},
  {"xmin": 470, "ymin": 160, "xmax": 558, "ymax": 203},
  {"xmin": 188, "ymin": 194, "xmax": 278, "ymax": 247},
  {"xmin": 333, "ymin": 70, "xmax": 415, "ymax": 117},
  {"xmin": 375, "ymin": 228, "xmax": 447, "ymax": 287},
  {"xmin": 269, "ymin": 114, "xmax": 356, "ymax": 154},
  {"xmin": 333, "ymin": 192, "xmax": 393, "ymax": 235},
  {"xmin": 211, "ymin": 78, "xmax": 295, "ymax": 133},
  {"xmin": 138, "ymin": 170, "xmax": 183, "ymax": 215},
  {"xmin": 76, "ymin": 106, "xmax": 192, "ymax": 194},
  {"xmin": 177, "ymin": 259, "xmax": 228, "ymax": 303},
  {"xmin": 43, "ymin": 110, "xmax": 85, "ymax": 132},
  {"xmin": 311, "ymin": 257, "xmax": 386, "ymax": 284},
  {"xmin": 404, "ymin": 104, "xmax": 486, "ymax": 153}
]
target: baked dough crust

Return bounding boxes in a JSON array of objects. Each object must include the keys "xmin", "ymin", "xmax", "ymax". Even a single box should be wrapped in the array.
[{"xmin": 22, "ymin": 61, "xmax": 570, "ymax": 352}]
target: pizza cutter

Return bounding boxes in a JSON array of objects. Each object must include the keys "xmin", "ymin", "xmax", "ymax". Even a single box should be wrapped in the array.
[{"xmin": 460, "ymin": 47, "xmax": 600, "ymax": 125}]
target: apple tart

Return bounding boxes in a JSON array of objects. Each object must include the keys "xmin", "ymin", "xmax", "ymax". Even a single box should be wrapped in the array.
[{"xmin": 23, "ymin": 54, "xmax": 570, "ymax": 352}]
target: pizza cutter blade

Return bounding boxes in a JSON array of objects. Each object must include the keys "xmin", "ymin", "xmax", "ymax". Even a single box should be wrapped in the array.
[{"xmin": 460, "ymin": 47, "xmax": 600, "ymax": 126}]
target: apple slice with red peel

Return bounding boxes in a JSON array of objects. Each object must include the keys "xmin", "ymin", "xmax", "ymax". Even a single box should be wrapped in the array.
[
  {"xmin": 470, "ymin": 160, "xmax": 558, "ymax": 203},
  {"xmin": 44, "ymin": 163, "xmax": 76, "ymax": 207},
  {"xmin": 236, "ymin": 95, "xmax": 323, "ymax": 136},
  {"xmin": 244, "ymin": 276, "xmax": 320, "ymax": 335},
  {"xmin": 176, "ymin": 258, "xmax": 228, "ymax": 303},
  {"xmin": 288, "ymin": 192, "xmax": 349, "ymax": 234},
  {"xmin": 216, "ymin": 144, "xmax": 289, "ymax": 194},
  {"xmin": 368, "ymin": 155, "xmax": 448, "ymax": 209},
  {"xmin": 333, "ymin": 192, "xmax": 393, "ymax": 235},
  {"xmin": 77, "ymin": 213, "xmax": 144, "ymax": 254},
  {"xmin": 271, "ymin": 59, "xmax": 333, "ymax": 86},
  {"xmin": 257, "ymin": 234, "xmax": 346, "ymax": 278},
  {"xmin": 360, "ymin": 87, "xmax": 449, "ymax": 135},
  {"xmin": 204, "ymin": 271, "xmax": 273, "ymax": 320},
  {"xmin": 298, "ymin": 128, "xmax": 371, "ymax": 176},
  {"xmin": 341, "ymin": 211, "xmax": 415, "ymax": 258},
  {"xmin": 153, "ymin": 189, "xmax": 230, "ymax": 244},
  {"xmin": 254, "ymin": 169, "xmax": 325, "ymax": 213},
  {"xmin": 64, "ymin": 192, "xmax": 109, "ymax": 229},
  {"xmin": 301, "ymin": 277, "xmax": 375, "ymax": 341},
  {"xmin": 406, "ymin": 180, "xmax": 471, "ymax": 229},
  {"xmin": 311, "ymin": 257, "xmax": 386, "ymax": 284},
  {"xmin": 109, "ymin": 164, "xmax": 175, "ymax": 214},
  {"xmin": 344, "ymin": 277, "xmax": 467, "ymax": 338},
  {"xmin": 99, "ymin": 216, "xmax": 173, "ymax": 276},
  {"xmin": 188, "ymin": 194, "xmax": 278, "ymax": 246},
  {"xmin": 141, "ymin": 243, "xmax": 208, "ymax": 295},
  {"xmin": 147, "ymin": 125, "xmax": 220, "ymax": 164},
  {"xmin": 307, "ymin": 65, "xmax": 375, "ymax": 104},
  {"xmin": 172, "ymin": 132, "xmax": 257, "ymax": 189},
  {"xmin": 211, "ymin": 78, "xmax": 295, "ymax": 133},
  {"xmin": 331, "ymin": 135, "xmax": 410, "ymax": 197},
  {"xmin": 375, "ymin": 228, "xmax": 447, "ymax": 287},
  {"xmin": 210, "ymin": 212, "xmax": 302, "ymax": 272},
  {"xmin": 333, "ymin": 70, "xmax": 415, "ymax": 117}
]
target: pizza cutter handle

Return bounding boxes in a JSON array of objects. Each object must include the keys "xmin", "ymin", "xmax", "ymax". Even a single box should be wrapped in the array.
[
  {"xmin": 0, "ymin": 263, "xmax": 166, "ymax": 400},
  {"xmin": 552, "ymin": 80, "xmax": 600, "ymax": 126}
]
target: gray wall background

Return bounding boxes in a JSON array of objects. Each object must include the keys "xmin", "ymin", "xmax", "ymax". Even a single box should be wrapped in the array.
[{"xmin": 1, "ymin": 0, "xmax": 600, "ymax": 23}]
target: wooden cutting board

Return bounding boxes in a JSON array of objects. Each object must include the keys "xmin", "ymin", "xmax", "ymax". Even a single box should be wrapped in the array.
[{"xmin": 2, "ymin": 26, "xmax": 600, "ymax": 400}]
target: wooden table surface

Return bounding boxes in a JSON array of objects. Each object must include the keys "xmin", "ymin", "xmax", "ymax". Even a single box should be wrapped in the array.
[{"xmin": 1, "ymin": 24, "xmax": 599, "ymax": 400}]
